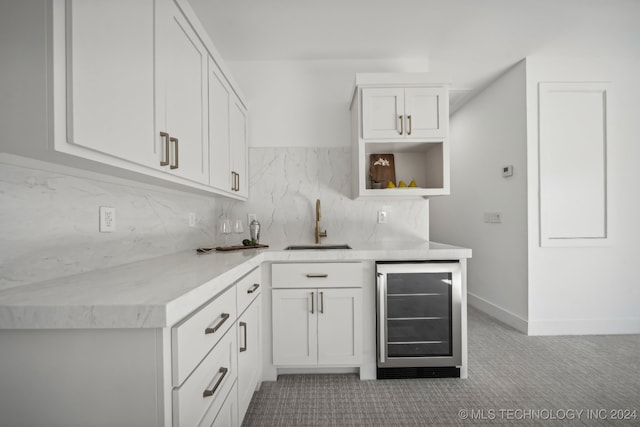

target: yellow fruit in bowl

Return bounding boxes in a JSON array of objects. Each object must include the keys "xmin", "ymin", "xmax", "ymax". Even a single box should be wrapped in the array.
[
  {"xmin": 409, "ymin": 180, "xmax": 417, "ymax": 187},
  {"xmin": 386, "ymin": 181, "xmax": 396, "ymax": 188},
  {"xmin": 398, "ymin": 180, "xmax": 407, "ymax": 187}
]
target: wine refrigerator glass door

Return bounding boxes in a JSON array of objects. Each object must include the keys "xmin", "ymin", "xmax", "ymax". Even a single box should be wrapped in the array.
[{"xmin": 377, "ymin": 262, "xmax": 461, "ymax": 368}]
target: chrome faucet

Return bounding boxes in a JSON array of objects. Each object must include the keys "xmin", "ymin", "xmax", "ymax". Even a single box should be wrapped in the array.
[{"xmin": 315, "ymin": 199, "xmax": 327, "ymax": 244}]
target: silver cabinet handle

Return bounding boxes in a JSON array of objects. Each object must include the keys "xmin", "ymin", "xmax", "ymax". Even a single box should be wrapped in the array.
[
  {"xmin": 159, "ymin": 132, "xmax": 170, "ymax": 166},
  {"xmin": 398, "ymin": 115, "xmax": 403, "ymax": 135},
  {"xmin": 231, "ymin": 171, "xmax": 239, "ymax": 191},
  {"xmin": 407, "ymin": 115, "xmax": 412, "ymax": 135},
  {"xmin": 306, "ymin": 274, "xmax": 328, "ymax": 278},
  {"xmin": 247, "ymin": 283, "xmax": 260, "ymax": 294},
  {"xmin": 202, "ymin": 367, "xmax": 228, "ymax": 398},
  {"xmin": 319, "ymin": 291, "xmax": 324, "ymax": 314},
  {"xmin": 204, "ymin": 313, "xmax": 230, "ymax": 334},
  {"xmin": 310, "ymin": 291, "xmax": 314, "ymax": 314},
  {"xmin": 239, "ymin": 321, "xmax": 247, "ymax": 352},
  {"xmin": 170, "ymin": 136, "xmax": 179, "ymax": 169}
]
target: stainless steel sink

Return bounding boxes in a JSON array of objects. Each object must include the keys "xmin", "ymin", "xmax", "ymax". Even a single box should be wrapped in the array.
[{"xmin": 284, "ymin": 244, "xmax": 352, "ymax": 250}]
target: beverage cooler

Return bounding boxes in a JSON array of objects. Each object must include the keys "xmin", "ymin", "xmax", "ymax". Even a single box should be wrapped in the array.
[{"xmin": 376, "ymin": 261, "xmax": 462, "ymax": 378}]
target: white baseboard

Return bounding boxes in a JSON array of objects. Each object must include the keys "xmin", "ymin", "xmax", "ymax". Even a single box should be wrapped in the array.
[
  {"xmin": 527, "ymin": 318, "xmax": 640, "ymax": 336},
  {"xmin": 468, "ymin": 292, "xmax": 640, "ymax": 336},
  {"xmin": 467, "ymin": 292, "xmax": 528, "ymax": 334}
]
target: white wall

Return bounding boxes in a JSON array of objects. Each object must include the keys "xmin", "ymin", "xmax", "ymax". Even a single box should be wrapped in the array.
[
  {"xmin": 525, "ymin": 56, "xmax": 640, "ymax": 335},
  {"xmin": 429, "ymin": 61, "xmax": 529, "ymax": 331},
  {"xmin": 228, "ymin": 59, "xmax": 430, "ymax": 148}
]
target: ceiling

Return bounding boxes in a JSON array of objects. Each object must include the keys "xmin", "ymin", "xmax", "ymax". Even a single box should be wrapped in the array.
[{"xmin": 189, "ymin": 0, "xmax": 640, "ymax": 97}]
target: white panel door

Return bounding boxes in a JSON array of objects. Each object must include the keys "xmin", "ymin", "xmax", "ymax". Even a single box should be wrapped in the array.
[
  {"xmin": 538, "ymin": 82, "xmax": 608, "ymax": 246},
  {"xmin": 230, "ymin": 98, "xmax": 248, "ymax": 197},
  {"xmin": 208, "ymin": 59, "xmax": 232, "ymax": 193},
  {"xmin": 362, "ymin": 88, "xmax": 404, "ymax": 139},
  {"xmin": 66, "ymin": 0, "xmax": 155, "ymax": 166},
  {"xmin": 272, "ymin": 289, "xmax": 317, "ymax": 365},
  {"xmin": 405, "ymin": 87, "xmax": 448, "ymax": 138},
  {"xmin": 237, "ymin": 298, "xmax": 261, "ymax": 425},
  {"xmin": 317, "ymin": 288, "xmax": 363, "ymax": 365},
  {"xmin": 156, "ymin": 0, "xmax": 209, "ymax": 184}
]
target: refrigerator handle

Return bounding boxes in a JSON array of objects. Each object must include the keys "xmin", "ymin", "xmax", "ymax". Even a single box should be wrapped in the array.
[{"xmin": 377, "ymin": 272, "xmax": 387, "ymax": 364}]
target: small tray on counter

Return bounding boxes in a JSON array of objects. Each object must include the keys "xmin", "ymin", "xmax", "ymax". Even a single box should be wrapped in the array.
[{"xmin": 197, "ymin": 244, "xmax": 269, "ymax": 254}]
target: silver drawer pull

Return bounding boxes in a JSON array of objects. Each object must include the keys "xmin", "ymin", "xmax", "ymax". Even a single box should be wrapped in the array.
[
  {"xmin": 204, "ymin": 313, "xmax": 230, "ymax": 334},
  {"xmin": 202, "ymin": 367, "xmax": 228, "ymax": 398},
  {"xmin": 247, "ymin": 283, "xmax": 260, "ymax": 294},
  {"xmin": 239, "ymin": 321, "xmax": 247, "ymax": 352},
  {"xmin": 306, "ymin": 274, "xmax": 328, "ymax": 278}
]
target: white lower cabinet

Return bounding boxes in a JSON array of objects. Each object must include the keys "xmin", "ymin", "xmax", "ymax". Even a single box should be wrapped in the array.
[
  {"xmin": 271, "ymin": 263, "xmax": 363, "ymax": 367},
  {"xmin": 0, "ymin": 267, "xmax": 261, "ymax": 426},
  {"xmin": 173, "ymin": 326, "xmax": 237, "ymax": 427},
  {"xmin": 211, "ymin": 381, "xmax": 239, "ymax": 427},
  {"xmin": 237, "ymin": 296, "xmax": 262, "ymax": 424}
]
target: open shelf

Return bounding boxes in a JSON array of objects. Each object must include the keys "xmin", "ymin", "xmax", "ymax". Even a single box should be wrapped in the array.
[{"xmin": 364, "ymin": 141, "xmax": 444, "ymax": 190}]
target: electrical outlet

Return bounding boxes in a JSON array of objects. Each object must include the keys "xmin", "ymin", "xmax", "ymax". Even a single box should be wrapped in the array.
[
  {"xmin": 99, "ymin": 206, "xmax": 116, "ymax": 232},
  {"xmin": 377, "ymin": 210, "xmax": 388, "ymax": 224},
  {"xmin": 188, "ymin": 212, "xmax": 196, "ymax": 227},
  {"xmin": 248, "ymin": 213, "xmax": 257, "ymax": 225}
]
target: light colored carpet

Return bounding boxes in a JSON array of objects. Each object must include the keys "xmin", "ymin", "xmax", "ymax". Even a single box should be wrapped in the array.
[{"xmin": 242, "ymin": 306, "xmax": 640, "ymax": 426}]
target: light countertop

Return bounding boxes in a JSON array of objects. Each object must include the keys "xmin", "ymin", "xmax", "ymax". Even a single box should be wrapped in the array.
[{"xmin": 0, "ymin": 241, "xmax": 471, "ymax": 329}]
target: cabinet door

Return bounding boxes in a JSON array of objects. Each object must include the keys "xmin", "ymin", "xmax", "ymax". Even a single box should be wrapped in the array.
[
  {"xmin": 208, "ymin": 59, "xmax": 232, "ymax": 192},
  {"xmin": 317, "ymin": 288, "xmax": 363, "ymax": 365},
  {"xmin": 211, "ymin": 382, "xmax": 238, "ymax": 427},
  {"xmin": 272, "ymin": 289, "xmax": 317, "ymax": 365},
  {"xmin": 65, "ymin": 0, "xmax": 155, "ymax": 167},
  {"xmin": 230, "ymin": 98, "xmax": 248, "ymax": 198},
  {"xmin": 404, "ymin": 87, "xmax": 448, "ymax": 138},
  {"xmin": 237, "ymin": 298, "xmax": 261, "ymax": 425},
  {"xmin": 362, "ymin": 87, "xmax": 404, "ymax": 139},
  {"xmin": 156, "ymin": 0, "xmax": 209, "ymax": 184}
]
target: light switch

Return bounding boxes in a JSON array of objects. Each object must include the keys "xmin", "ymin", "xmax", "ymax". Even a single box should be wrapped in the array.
[
  {"xmin": 484, "ymin": 212, "xmax": 502, "ymax": 223},
  {"xmin": 502, "ymin": 165, "xmax": 514, "ymax": 177}
]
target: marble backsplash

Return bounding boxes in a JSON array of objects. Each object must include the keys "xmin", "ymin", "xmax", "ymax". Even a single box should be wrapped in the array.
[
  {"xmin": 219, "ymin": 147, "xmax": 430, "ymax": 249},
  {"xmin": 0, "ymin": 161, "xmax": 218, "ymax": 290},
  {"xmin": 1, "ymin": 147, "xmax": 430, "ymax": 289}
]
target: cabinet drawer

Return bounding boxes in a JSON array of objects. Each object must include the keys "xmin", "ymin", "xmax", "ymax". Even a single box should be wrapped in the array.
[
  {"xmin": 172, "ymin": 285, "xmax": 237, "ymax": 386},
  {"xmin": 236, "ymin": 267, "xmax": 261, "ymax": 316},
  {"xmin": 272, "ymin": 262, "xmax": 362, "ymax": 288},
  {"xmin": 173, "ymin": 326, "xmax": 237, "ymax": 427}
]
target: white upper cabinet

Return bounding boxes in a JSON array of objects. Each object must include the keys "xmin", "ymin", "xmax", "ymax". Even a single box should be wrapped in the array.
[
  {"xmin": 351, "ymin": 73, "xmax": 451, "ymax": 199},
  {"xmin": 208, "ymin": 59, "xmax": 249, "ymax": 200},
  {"xmin": 65, "ymin": 0, "xmax": 156, "ymax": 167},
  {"xmin": 155, "ymin": 0, "xmax": 209, "ymax": 184},
  {"xmin": 2, "ymin": 0, "xmax": 248, "ymax": 198},
  {"xmin": 362, "ymin": 87, "xmax": 447, "ymax": 140},
  {"xmin": 230, "ymin": 99, "xmax": 249, "ymax": 198},
  {"xmin": 208, "ymin": 60, "xmax": 232, "ymax": 193}
]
